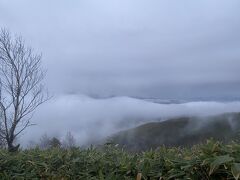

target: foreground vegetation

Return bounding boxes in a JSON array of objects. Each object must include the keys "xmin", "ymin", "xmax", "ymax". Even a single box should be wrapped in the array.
[{"xmin": 1, "ymin": 140, "xmax": 240, "ymax": 179}]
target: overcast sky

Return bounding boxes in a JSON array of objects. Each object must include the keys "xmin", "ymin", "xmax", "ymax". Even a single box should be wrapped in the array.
[
  {"xmin": 1, "ymin": 0, "xmax": 240, "ymax": 99},
  {"xmin": 1, "ymin": 0, "xmax": 240, "ymax": 145}
]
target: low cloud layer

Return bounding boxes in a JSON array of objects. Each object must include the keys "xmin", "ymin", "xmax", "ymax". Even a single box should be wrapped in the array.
[{"xmin": 21, "ymin": 95, "xmax": 240, "ymax": 146}]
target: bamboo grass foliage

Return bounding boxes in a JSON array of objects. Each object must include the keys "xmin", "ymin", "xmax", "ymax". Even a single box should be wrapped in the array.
[{"xmin": 1, "ymin": 140, "xmax": 240, "ymax": 179}]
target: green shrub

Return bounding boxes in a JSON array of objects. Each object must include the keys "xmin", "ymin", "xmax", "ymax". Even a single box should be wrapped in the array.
[{"xmin": 1, "ymin": 140, "xmax": 240, "ymax": 179}]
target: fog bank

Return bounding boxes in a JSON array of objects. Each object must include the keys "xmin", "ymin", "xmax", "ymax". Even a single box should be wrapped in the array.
[{"xmin": 21, "ymin": 95, "xmax": 240, "ymax": 146}]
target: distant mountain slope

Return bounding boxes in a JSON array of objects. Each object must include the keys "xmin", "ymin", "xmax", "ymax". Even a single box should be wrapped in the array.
[{"xmin": 109, "ymin": 112, "xmax": 240, "ymax": 151}]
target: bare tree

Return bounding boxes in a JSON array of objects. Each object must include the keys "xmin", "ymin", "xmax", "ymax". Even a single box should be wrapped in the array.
[
  {"xmin": 39, "ymin": 134, "xmax": 51, "ymax": 149},
  {"xmin": 0, "ymin": 130, "xmax": 6, "ymax": 148},
  {"xmin": 62, "ymin": 131, "xmax": 76, "ymax": 149},
  {"xmin": 0, "ymin": 29, "xmax": 49, "ymax": 152},
  {"xmin": 50, "ymin": 137, "xmax": 61, "ymax": 148},
  {"xmin": 38, "ymin": 134, "xmax": 62, "ymax": 149}
]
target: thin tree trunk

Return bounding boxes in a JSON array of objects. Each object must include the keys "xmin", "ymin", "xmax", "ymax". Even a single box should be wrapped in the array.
[{"xmin": 7, "ymin": 138, "xmax": 20, "ymax": 152}]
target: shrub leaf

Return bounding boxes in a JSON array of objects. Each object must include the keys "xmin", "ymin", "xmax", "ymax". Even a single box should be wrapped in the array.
[
  {"xmin": 209, "ymin": 155, "xmax": 233, "ymax": 175},
  {"xmin": 232, "ymin": 163, "xmax": 240, "ymax": 180}
]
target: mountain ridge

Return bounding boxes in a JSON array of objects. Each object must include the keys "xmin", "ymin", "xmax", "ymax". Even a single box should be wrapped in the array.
[{"xmin": 109, "ymin": 112, "xmax": 240, "ymax": 151}]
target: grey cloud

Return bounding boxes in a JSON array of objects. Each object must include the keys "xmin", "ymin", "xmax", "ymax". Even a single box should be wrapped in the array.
[{"xmin": 1, "ymin": 0, "xmax": 240, "ymax": 99}]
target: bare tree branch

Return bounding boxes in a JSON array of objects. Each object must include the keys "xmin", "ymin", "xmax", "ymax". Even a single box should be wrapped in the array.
[{"xmin": 0, "ymin": 28, "xmax": 49, "ymax": 152}]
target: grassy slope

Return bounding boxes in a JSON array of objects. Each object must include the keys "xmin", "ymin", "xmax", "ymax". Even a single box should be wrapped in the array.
[{"xmin": 110, "ymin": 112, "xmax": 240, "ymax": 151}]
